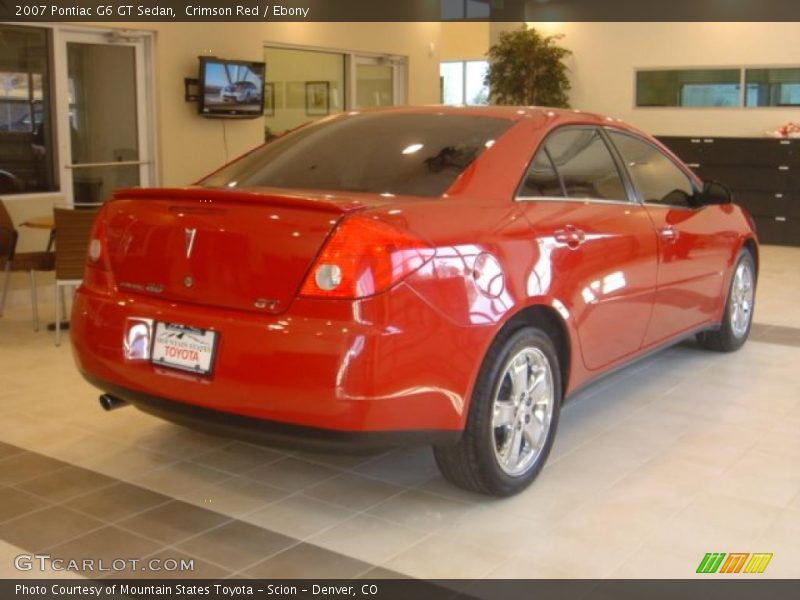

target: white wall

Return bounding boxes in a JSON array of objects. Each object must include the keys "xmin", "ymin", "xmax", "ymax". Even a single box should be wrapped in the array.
[
  {"xmin": 489, "ymin": 22, "xmax": 800, "ymax": 137},
  {"xmin": 441, "ymin": 22, "xmax": 489, "ymax": 61}
]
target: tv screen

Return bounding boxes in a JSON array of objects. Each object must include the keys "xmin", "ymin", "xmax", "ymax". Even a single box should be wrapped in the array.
[{"xmin": 199, "ymin": 58, "xmax": 265, "ymax": 118}]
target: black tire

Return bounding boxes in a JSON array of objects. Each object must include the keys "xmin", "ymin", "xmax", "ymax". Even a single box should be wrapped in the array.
[
  {"xmin": 433, "ymin": 326, "xmax": 562, "ymax": 496},
  {"xmin": 697, "ymin": 249, "xmax": 756, "ymax": 352}
]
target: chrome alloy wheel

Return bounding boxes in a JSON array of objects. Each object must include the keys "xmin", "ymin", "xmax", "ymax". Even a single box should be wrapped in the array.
[
  {"xmin": 730, "ymin": 260, "xmax": 755, "ymax": 339},
  {"xmin": 491, "ymin": 347, "xmax": 555, "ymax": 477}
]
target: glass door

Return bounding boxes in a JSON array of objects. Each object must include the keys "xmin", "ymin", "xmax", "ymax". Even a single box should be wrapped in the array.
[
  {"xmin": 54, "ymin": 30, "xmax": 154, "ymax": 206},
  {"xmin": 353, "ymin": 55, "xmax": 406, "ymax": 109}
]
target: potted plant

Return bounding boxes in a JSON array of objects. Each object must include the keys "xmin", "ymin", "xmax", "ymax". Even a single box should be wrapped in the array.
[{"xmin": 485, "ymin": 25, "xmax": 572, "ymax": 107}]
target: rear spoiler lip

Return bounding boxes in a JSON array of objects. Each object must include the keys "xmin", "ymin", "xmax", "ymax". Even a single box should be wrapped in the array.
[{"xmin": 111, "ymin": 186, "xmax": 372, "ymax": 214}]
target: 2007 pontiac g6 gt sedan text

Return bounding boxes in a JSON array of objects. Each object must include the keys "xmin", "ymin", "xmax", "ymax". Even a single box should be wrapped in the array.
[{"xmin": 71, "ymin": 107, "xmax": 758, "ymax": 496}]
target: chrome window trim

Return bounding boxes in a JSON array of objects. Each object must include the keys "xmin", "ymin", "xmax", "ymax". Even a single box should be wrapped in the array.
[
  {"xmin": 643, "ymin": 200, "xmax": 702, "ymax": 212},
  {"xmin": 515, "ymin": 195, "xmax": 637, "ymax": 207}
]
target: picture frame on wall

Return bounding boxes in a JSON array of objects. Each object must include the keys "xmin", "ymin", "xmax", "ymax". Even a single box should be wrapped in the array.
[
  {"xmin": 264, "ymin": 82, "xmax": 275, "ymax": 116},
  {"xmin": 305, "ymin": 81, "xmax": 330, "ymax": 116}
]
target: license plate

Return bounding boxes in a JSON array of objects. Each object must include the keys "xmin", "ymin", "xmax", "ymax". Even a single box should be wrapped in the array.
[{"xmin": 151, "ymin": 322, "xmax": 218, "ymax": 375}]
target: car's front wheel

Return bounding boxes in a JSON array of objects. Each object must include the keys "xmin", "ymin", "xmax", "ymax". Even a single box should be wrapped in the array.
[
  {"xmin": 697, "ymin": 248, "xmax": 756, "ymax": 352},
  {"xmin": 434, "ymin": 326, "xmax": 561, "ymax": 496}
]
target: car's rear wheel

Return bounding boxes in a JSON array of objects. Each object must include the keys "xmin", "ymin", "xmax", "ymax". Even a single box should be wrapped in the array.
[
  {"xmin": 434, "ymin": 326, "xmax": 561, "ymax": 496},
  {"xmin": 697, "ymin": 248, "xmax": 756, "ymax": 352}
]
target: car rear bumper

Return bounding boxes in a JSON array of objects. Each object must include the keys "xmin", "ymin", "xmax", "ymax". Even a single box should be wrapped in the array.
[
  {"xmin": 85, "ymin": 374, "xmax": 460, "ymax": 450},
  {"xmin": 71, "ymin": 283, "xmax": 489, "ymax": 439}
]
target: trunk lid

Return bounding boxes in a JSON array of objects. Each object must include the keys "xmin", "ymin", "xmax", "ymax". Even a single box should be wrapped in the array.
[{"xmin": 104, "ymin": 187, "xmax": 372, "ymax": 314}]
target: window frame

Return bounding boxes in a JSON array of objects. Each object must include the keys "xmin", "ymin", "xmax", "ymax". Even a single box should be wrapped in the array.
[
  {"xmin": 441, "ymin": 0, "xmax": 491, "ymax": 21},
  {"xmin": 603, "ymin": 127, "xmax": 702, "ymax": 211},
  {"xmin": 263, "ymin": 41, "xmax": 409, "ymax": 125},
  {"xmin": 744, "ymin": 67, "xmax": 800, "ymax": 108},
  {"xmin": 635, "ymin": 65, "xmax": 800, "ymax": 110},
  {"xmin": 0, "ymin": 23, "xmax": 58, "ymax": 196},
  {"xmin": 439, "ymin": 59, "xmax": 490, "ymax": 106},
  {"xmin": 635, "ymin": 67, "xmax": 743, "ymax": 109},
  {"xmin": 514, "ymin": 124, "xmax": 638, "ymax": 206},
  {"xmin": 0, "ymin": 23, "xmax": 158, "ymax": 201}
]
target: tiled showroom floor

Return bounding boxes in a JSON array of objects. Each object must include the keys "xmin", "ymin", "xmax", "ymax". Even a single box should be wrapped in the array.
[{"xmin": 0, "ymin": 246, "xmax": 799, "ymax": 580}]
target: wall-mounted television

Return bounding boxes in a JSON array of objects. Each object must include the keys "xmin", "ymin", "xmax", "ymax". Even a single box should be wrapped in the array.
[{"xmin": 198, "ymin": 57, "xmax": 266, "ymax": 118}]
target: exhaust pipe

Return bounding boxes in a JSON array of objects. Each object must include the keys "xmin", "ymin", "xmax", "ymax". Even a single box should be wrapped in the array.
[{"xmin": 99, "ymin": 394, "xmax": 128, "ymax": 411}]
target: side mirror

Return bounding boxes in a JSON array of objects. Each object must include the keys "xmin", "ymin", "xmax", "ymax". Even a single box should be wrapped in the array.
[{"xmin": 698, "ymin": 180, "xmax": 732, "ymax": 206}]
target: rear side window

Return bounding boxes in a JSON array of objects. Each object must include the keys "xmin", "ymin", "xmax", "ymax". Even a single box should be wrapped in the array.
[
  {"xmin": 518, "ymin": 128, "xmax": 628, "ymax": 201},
  {"xmin": 545, "ymin": 129, "xmax": 628, "ymax": 201},
  {"xmin": 519, "ymin": 150, "xmax": 563, "ymax": 197},
  {"xmin": 200, "ymin": 112, "xmax": 513, "ymax": 197},
  {"xmin": 608, "ymin": 131, "xmax": 696, "ymax": 208}
]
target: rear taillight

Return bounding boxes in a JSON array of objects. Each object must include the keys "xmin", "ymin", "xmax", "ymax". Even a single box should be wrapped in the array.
[{"xmin": 300, "ymin": 216, "xmax": 434, "ymax": 299}]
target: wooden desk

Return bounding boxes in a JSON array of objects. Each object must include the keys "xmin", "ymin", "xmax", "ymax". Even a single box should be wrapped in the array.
[{"xmin": 21, "ymin": 215, "xmax": 55, "ymax": 230}]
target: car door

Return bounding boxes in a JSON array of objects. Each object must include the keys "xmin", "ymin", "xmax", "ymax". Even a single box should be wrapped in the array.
[
  {"xmin": 517, "ymin": 126, "xmax": 659, "ymax": 371},
  {"xmin": 606, "ymin": 130, "xmax": 732, "ymax": 346}
]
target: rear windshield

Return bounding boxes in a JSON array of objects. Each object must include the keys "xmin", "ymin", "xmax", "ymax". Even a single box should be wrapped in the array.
[{"xmin": 200, "ymin": 112, "xmax": 513, "ymax": 197}]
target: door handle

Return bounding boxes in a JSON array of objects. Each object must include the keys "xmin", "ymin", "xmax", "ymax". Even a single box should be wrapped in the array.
[
  {"xmin": 659, "ymin": 226, "xmax": 678, "ymax": 243},
  {"xmin": 554, "ymin": 225, "xmax": 586, "ymax": 249}
]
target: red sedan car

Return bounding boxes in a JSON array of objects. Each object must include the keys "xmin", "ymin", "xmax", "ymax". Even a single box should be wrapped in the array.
[{"xmin": 71, "ymin": 107, "xmax": 757, "ymax": 496}]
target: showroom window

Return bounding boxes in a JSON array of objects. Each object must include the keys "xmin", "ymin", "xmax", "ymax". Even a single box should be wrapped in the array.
[
  {"xmin": 263, "ymin": 46, "xmax": 346, "ymax": 137},
  {"xmin": 264, "ymin": 45, "xmax": 407, "ymax": 138},
  {"xmin": 745, "ymin": 68, "xmax": 800, "ymax": 106},
  {"xmin": 0, "ymin": 24, "xmax": 57, "ymax": 194},
  {"xmin": 441, "ymin": 0, "xmax": 490, "ymax": 20},
  {"xmin": 0, "ymin": 24, "xmax": 155, "ymax": 202},
  {"xmin": 636, "ymin": 69, "xmax": 741, "ymax": 107},
  {"xmin": 637, "ymin": 66, "xmax": 800, "ymax": 108},
  {"xmin": 440, "ymin": 60, "xmax": 489, "ymax": 106}
]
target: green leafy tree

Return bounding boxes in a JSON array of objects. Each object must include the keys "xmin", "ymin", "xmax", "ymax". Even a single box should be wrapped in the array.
[{"xmin": 485, "ymin": 25, "xmax": 572, "ymax": 107}]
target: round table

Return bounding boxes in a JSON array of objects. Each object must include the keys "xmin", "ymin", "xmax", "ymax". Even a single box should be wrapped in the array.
[
  {"xmin": 21, "ymin": 215, "xmax": 55, "ymax": 230},
  {"xmin": 21, "ymin": 215, "xmax": 64, "ymax": 331}
]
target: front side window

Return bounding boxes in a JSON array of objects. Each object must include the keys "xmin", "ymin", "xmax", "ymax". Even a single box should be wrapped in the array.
[
  {"xmin": 608, "ymin": 131, "xmax": 696, "ymax": 208},
  {"xmin": 543, "ymin": 129, "xmax": 628, "ymax": 201},
  {"xmin": 0, "ymin": 25, "xmax": 56, "ymax": 195},
  {"xmin": 201, "ymin": 112, "xmax": 512, "ymax": 197}
]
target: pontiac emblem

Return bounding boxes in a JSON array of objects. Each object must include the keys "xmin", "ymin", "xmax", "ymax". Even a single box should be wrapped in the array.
[{"xmin": 184, "ymin": 228, "xmax": 197, "ymax": 259}]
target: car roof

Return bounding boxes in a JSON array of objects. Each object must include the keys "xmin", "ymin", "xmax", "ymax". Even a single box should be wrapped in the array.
[
  {"xmin": 340, "ymin": 105, "xmax": 643, "ymax": 136},
  {"xmin": 354, "ymin": 104, "xmax": 617, "ymax": 122}
]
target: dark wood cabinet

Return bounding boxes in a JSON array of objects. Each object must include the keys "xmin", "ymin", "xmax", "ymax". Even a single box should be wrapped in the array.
[{"xmin": 658, "ymin": 136, "xmax": 800, "ymax": 246}]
